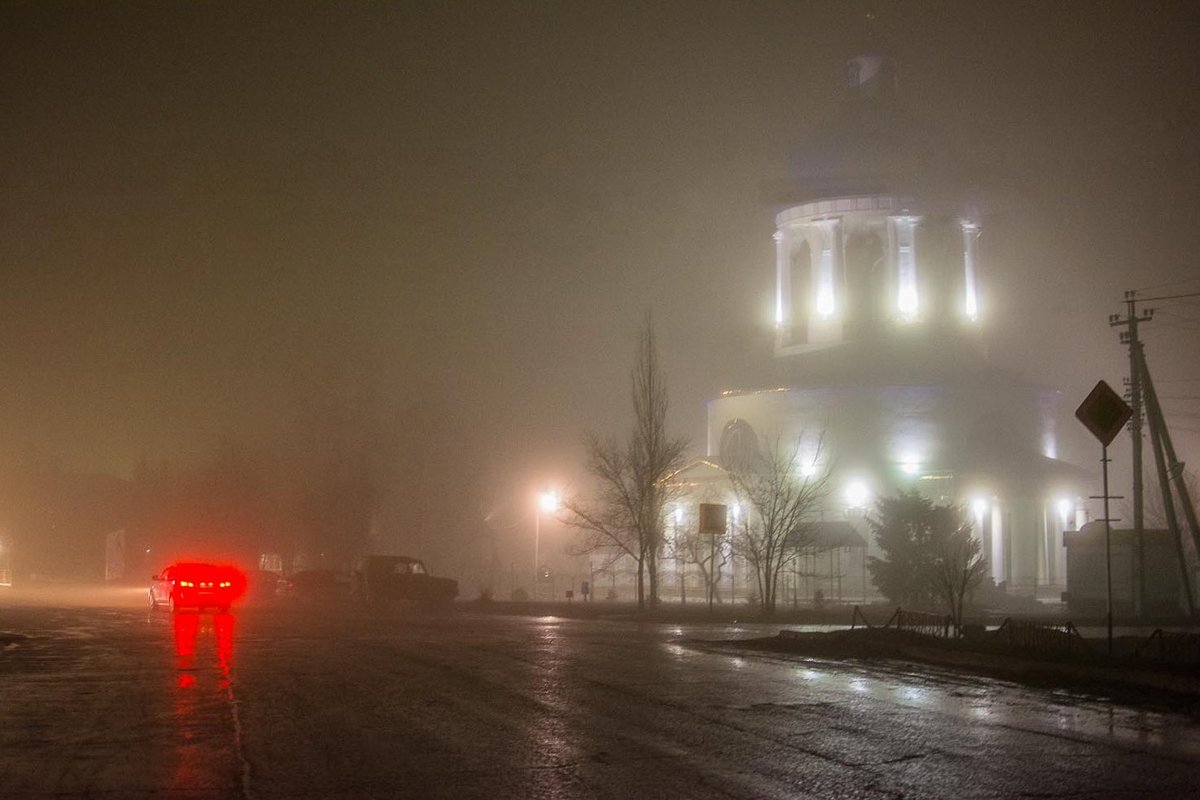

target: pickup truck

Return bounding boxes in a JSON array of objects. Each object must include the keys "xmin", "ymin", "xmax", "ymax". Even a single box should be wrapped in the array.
[{"xmin": 352, "ymin": 555, "xmax": 458, "ymax": 607}]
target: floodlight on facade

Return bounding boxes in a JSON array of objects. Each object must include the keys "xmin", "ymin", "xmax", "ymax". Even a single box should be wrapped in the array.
[{"xmin": 844, "ymin": 480, "xmax": 870, "ymax": 509}]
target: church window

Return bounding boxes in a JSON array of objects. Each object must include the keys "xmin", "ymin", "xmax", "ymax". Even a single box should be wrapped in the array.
[{"xmin": 719, "ymin": 419, "xmax": 759, "ymax": 472}]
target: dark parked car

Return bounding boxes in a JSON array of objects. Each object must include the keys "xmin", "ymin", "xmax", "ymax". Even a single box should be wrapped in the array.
[
  {"xmin": 353, "ymin": 555, "xmax": 458, "ymax": 608},
  {"xmin": 280, "ymin": 569, "xmax": 354, "ymax": 602},
  {"xmin": 244, "ymin": 570, "xmax": 288, "ymax": 603},
  {"xmin": 150, "ymin": 562, "xmax": 245, "ymax": 612}
]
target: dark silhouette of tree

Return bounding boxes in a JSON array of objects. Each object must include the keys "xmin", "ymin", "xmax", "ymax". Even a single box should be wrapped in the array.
[
  {"xmin": 928, "ymin": 519, "xmax": 988, "ymax": 635},
  {"xmin": 564, "ymin": 315, "xmax": 689, "ymax": 611},
  {"xmin": 867, "ymin": 491, "xmax": 986, "ymax": 632}
]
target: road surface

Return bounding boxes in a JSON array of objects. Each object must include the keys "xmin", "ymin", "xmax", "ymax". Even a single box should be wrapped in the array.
[{"xmin": 1, "ymin": 589, "xmax": 1198, "ymax": 798}]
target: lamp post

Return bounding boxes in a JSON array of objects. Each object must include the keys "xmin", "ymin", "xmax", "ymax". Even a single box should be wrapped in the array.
[{"xmin": 534, "ymin": 489, "xmax": 560, "ymax": 600}]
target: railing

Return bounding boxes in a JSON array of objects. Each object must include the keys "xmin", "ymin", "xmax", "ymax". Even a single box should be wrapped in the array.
[
  {"xmin": 990, "ymin": 618, "xmax": 1090, "ymax": 658},
  {"xmin": 850, "ymin": 605, "xmax": 874, "ymax": 630},
  {"xmin": 1132, "ymin": 629, "xmax": 1200, "ymax": 668},
  {"xmin": 850, "ymin": 606, "xmax": 953, "ymax": 638},
  {"xmin": 886, "ymin": 607, "xmax": 954, "ymax": 639}
]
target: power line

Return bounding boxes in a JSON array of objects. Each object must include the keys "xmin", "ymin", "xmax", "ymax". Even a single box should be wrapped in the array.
[
  {"xmin": 1137, "ymin": 290, "xmax": 1200, "ymax": 303},
  {"xmin": 1134, "ymin": 278, "xmax": 1200, "ymax": 293}
]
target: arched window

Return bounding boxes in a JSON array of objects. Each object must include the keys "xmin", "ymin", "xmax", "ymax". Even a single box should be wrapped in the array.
[
  {"xmin": 844, "ymin": 232, "xmax": 884, "ymax": 338},
  {"xmin": 788, "ymin": 241, "xmax": 811, "ymax": 345},
  {"xmin": 720, "ymin": 419, "xmax": 759, "ymax": 472}
]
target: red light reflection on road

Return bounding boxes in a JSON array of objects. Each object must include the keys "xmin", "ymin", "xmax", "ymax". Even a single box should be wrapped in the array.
[
  {"xmin": 168, "ymin": 611, "xmax": 239, "ymax": 791},
  {"xmin": 173, "ymin": 612, "xmax": 200, "ymax": 671},
  {"xmin": 171, "ymin": 612, "xmax": 235, "ymax": 679},
  {"xmin": 214, "ymin": 612, "xmax": 234, "ymax": 688}
]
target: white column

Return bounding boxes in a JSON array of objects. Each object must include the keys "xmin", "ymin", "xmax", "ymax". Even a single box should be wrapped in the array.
[
  {"xmin": 962, "ymin": 221, "xmax": 980, "ymax": 320},
  {"xmin": 892, "ymin": 216, "xmax": 919, "ymax": 319},
  {"xmin": 774, "ymin": 229, "xmax": 788, "ymax": 327},
  {"xmin": 990, "ymin": 502, "xmax": 1005, "ymax": 584},
  {"xmin": 815, "ymin": 223, "xmax": 836, "ymax": 319}
]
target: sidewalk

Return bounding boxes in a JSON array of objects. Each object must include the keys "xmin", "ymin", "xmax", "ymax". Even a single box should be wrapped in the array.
[{"xmin": 738, "ymin": 626, "xmax": 1200, "ymax": 704}]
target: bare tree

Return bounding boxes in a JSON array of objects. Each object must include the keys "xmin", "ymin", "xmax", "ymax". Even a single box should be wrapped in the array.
[
  {"xmin": 667, "ymin": 495, "xmax": 732, "ymax": 605},
  {"xmin": 928, "ymin": 519, "xmax": 988, "ymax": 636},
  {"xmin": 563, "ymin": 315, "xmax": 689, "ymax": 611},
  {"xmin": 728, "ymin": 433, "xmax": 831, "ymax": 617}
]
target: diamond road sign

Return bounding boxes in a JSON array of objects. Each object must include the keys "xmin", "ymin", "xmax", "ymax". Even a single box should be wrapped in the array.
[{"xmin": 1075, "ymin": 380, "xmax": 1132, "ymax": 447}]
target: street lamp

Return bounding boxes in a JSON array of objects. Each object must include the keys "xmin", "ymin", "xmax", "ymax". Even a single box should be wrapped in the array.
[{"xmin": 534, "ymin": 489, "xmax": 560, "ymax": 600}]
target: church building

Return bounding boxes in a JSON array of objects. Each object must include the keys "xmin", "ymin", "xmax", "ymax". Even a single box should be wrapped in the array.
[{"xmin": 703, "ymin": 49, "xmax": 1089, "ymax": 599}]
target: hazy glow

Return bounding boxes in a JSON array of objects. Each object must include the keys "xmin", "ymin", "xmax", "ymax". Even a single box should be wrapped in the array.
[
  {"xmin": 962, "ymin": 221, "xmax": 980, "ymax": 320},
  {"xmin": 538, "ymin": 490, "xmax": 561, "ymax": 514},
  {"xmin": 816, "ymin": 245, "xmax": 835, "ymax": 318},
  {"xmin": 991, "ymin": 504, "xmax": 1005, "ymax": 581},
  {"xmin": 773, "ymin": 230, "xmax": 785, "ymax": 325},
  {"xmin": 897, "ymin": 282, "xmax": 918, "ymax": 318},
  {"xmin": 673, "ymin": 506, "xmax": 684, "ymax": 524},
  {"xmin": 844, "ymin": 479, "xmax": 870, "ymax": 508},
  {"xmin": 971, "ymin": 497, "xmax": 989, "ymax": 517},
  {"xmin": 1056, "ymin": 498, "xmax": 1073, "ymax": 522},
  {"xmin": 895, "ymin": 218, "xmax": 918, "ymax": 319}
]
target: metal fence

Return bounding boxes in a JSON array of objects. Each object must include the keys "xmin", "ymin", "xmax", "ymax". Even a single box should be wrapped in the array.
[
  {"xmin": 1132, "ymin": 629, "xmax": 1200, "ymax": 668},
  {"xmin": 850, "ymin": 606, "xmax": 954, "ymax": 638},
  {"xmin": 989, "ymin": 618, "xmax": 1091, "ymax": 658}
]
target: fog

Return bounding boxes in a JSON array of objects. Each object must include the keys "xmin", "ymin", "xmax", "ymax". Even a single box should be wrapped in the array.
[{"xmin": 2, "ymin": 3, "xmax": 1198, "ymax": 585}]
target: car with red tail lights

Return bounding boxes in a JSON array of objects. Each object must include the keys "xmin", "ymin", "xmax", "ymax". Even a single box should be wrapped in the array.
[{"xmin": 149, "ymin": 562, "xmax": 245, "ymax": 612}]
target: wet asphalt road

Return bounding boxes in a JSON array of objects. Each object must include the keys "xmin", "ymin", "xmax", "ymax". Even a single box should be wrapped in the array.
[{"xmin": 2, "ymin": 590, "xmax": 1199, "ymax": 799}]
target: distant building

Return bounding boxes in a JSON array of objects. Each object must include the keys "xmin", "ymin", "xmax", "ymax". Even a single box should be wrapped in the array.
[
  {"xmin": 702, "ymin": 44, "xmax": 1090, "ymax": 600},
  {"xmin": 1063, "ymin": 524, "xmax": 1189, "ymax": 615}
]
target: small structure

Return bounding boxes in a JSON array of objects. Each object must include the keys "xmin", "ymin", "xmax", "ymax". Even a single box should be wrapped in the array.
[
  {"xmin": 787, "ymin": 521, "xmax": 869, "ymax": 605},
  {"xmin": 1062, "ymin": 522, "xmax": 1188, "ymax": 616}
]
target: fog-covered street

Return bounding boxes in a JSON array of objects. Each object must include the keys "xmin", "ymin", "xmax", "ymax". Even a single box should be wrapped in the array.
[{"xmin": 1, "ymin": 592, "xmax": 1198, "ymax": 799}]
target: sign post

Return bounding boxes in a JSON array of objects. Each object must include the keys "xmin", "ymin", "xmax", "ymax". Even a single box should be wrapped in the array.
[
  {"xmin": 699, "ymin": 503, "xmax": 728, "ymax": 615},
  {"xmin": 1075, "ymin": 380, "xmax": 1133, "ymax": 657}
]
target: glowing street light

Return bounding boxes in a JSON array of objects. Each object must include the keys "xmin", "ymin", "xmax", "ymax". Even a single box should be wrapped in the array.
[{"xmin": 534, "ymin": 489, "xmax": 560, "ymax": 599}]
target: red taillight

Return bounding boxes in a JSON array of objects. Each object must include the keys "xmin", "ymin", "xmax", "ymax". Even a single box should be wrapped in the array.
[{"xmin": 179, "ymin": 580, "xmax": 194, "ymax": 588}]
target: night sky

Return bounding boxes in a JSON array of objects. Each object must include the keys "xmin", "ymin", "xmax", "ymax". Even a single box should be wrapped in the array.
[{"xmin": 2, "ymin": 1, "xmax": 1198, "ymax": 506}]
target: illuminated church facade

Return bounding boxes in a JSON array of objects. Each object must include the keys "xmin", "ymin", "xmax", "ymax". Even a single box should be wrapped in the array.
[{"xmin": 703, "ymin": 52, "xmax": 1089, "ymax": 599}]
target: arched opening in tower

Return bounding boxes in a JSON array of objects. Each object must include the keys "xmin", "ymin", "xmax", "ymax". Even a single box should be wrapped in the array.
[{"xmin": 844, "ymin": 232, "xmax": 884, "ymax": 339}]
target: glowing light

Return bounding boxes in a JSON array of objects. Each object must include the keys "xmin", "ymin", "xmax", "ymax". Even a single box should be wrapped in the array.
[
  {"xmin": 897, "ymin": 287, "xmax": 918, "ymax": 318},
  {"xmin": 1056, "ymin": 498, "xmax": 1073, "ymax": 521},
  {"xmin": 962, "ymin": 220, "xmax": 980, "ymax": 321},
  {"xmin": 816, "ymin": 286, "xmax": 835, "ymax": 318},
  {"xmin": 845, "ymin": 480, "xmax": 870, "ymax": 509},
  {"xmin": 900, "ymin": 461, "xmax": 920, "ymax": 476},
  {"xmin": 971, "ymin": 497, "xmax": 989, "ymax": 517},
  {"xmin": 801, "ymin": 462, "xmax": 818, "ymax": 478},
  {"xmin": 774, "ymin": 230, "xmax": 786, "ymax": 325},
  {"xmin": 673, "ymin": 507, "xmax": 684, "ymax": 524},
  {"xmin": 538, "ymin": 490, "xmax": 561, "ymax": 514},
  {"xmin": 816, "ymin": 243, "xmax": 835, "ymax": 318},
  {"xmin": 894, "ymin": 217, "xmax": 919, "ymax": 320}
]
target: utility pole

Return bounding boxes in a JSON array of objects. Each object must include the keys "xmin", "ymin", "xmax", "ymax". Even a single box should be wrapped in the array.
[
  {"xmin": 1139, "ymin": 350, "xmax": 1196, "ymax": 616},
  {"xmin": 1110, "ymin": 291, "xmax": 1154, "ymax": 617}
]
